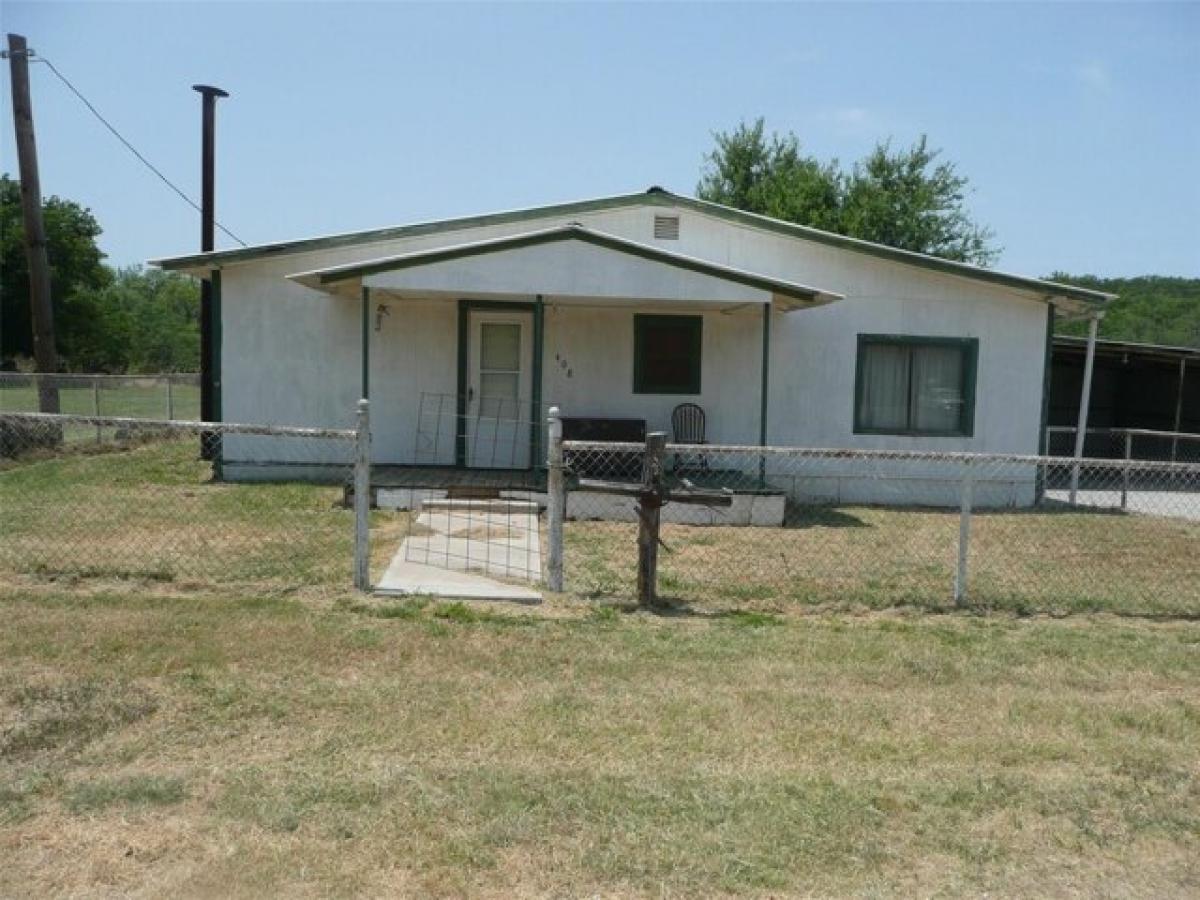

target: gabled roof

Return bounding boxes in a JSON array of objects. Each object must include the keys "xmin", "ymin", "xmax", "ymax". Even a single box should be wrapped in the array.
[
  {"xmin": 150, "ymin": 187, "xmax": 1115, "ymax": 309},
  {"xmin": 288, "ymin": 223, "xmax": 843, "ymax": 310}
]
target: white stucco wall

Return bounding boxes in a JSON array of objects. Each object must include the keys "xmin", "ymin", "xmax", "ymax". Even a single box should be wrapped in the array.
[
  {"xmin": 219, "ymin": 265, "xmax": 459, "ymax": 466},
  {"xmin": 213, "ymin": 201, "xmax": 1052, "ymax": 494},
  {"xmin": 541, "ymin": 303, "xmax": 764, "ymax": 445}
]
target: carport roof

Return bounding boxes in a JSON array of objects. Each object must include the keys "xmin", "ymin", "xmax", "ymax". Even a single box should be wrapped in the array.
[{"xmin": 1054, "ymin": 335, "xmax": 1200, "ymax": 363}]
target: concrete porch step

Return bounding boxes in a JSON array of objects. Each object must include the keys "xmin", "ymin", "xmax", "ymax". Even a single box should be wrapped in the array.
[{"xmin": 419, "ymin": 498, "xmax": 541, "ymax": 515}]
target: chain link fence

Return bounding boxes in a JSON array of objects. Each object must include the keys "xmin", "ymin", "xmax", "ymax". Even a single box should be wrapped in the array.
[
  {"xmin": 557, "ymin": 438, "xmax": 1200, "ymax": 616},
  {"xmin": 0, "ymin": 409, "xmax": 368, "ymax": 592},
  {"xmin": 0, "ymin": 372, "xmax": 201, "ymax": 429},
  {"xmin": 1045, "ymin": 426, "xmax": 1200, "ymax": 464},
  {"xmin": 5, "ymin": 403, "xmax": 1197, "ymax": 615}
]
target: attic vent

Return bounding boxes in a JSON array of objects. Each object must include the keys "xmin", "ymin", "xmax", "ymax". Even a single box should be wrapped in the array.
[{"xmin": 653, "ymin": 214, "xmax": 680, "ymax": 240}]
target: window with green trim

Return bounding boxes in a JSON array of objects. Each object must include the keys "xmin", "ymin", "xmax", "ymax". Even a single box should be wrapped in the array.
[
  {"xmin": 854, "ymin": 335, "xmax": 978, "ymax": 436},
  {"xmin": 633, "ymin": 314, "xmax": 702, "ymax": 395}
]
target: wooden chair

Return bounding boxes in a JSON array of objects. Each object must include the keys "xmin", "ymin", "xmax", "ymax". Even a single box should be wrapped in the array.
[{"xmin": 671, "ymin": 403, "xmax": 708, "ymax": 475}]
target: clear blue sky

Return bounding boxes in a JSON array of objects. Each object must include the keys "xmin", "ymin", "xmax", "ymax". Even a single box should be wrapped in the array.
[{"xmin": 2, "ymin": 1, "xmax": 1197, "ymax": 277}]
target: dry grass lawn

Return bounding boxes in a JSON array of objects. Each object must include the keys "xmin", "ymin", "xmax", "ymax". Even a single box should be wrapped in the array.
[
  {"xmin": 566, "ymin": 505, "xmax": 1200, "ymax": 617},
  {"xmin": 2, "ymin": 439, "xmax": 1199, "ymax": 896},
  {"xmin": 1, "ymin": 439, "xmax": 355, "ymax": 589},
  {"xmin": 2, "ymin": 580, "xmax": 1199, "ymax": 898}
]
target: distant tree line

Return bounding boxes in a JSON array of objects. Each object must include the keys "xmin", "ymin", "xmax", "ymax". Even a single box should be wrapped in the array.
[
  {"xmin": 1, "ymin": 174, "xmax": 199, "ymax": 373},
  {"xmin": 1049, "ymin": 275, "xmax": 1200, "ymax": 349}
]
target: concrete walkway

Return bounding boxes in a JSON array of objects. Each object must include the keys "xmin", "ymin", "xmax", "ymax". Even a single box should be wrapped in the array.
[
  {"xmin": 375, "ymin": 499, "xmax": 543, "ymax": 602},
  {"xmin": 1045, "ymin": 489, "xmax": 1200, "ymax": 521}
]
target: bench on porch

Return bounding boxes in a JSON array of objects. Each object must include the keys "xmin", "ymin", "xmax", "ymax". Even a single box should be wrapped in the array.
[{"xmin": 561, "ymin": 416, "xmax": 646, "ymax": 480}]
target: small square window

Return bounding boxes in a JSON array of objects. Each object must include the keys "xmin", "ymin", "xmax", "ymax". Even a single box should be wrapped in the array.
[
  {"xmin": 633, "ymin": 314, "xmax": 702, "ymax": 395},
  {"xmin": 854, "ymin": 335, "xmax": 978, "ymax": 436}
]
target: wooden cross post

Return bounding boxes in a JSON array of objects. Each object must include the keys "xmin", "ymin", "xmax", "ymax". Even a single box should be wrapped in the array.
[
  {"xmin": 574, "ymin": 431, "xmax": 732, "ymax": 608},
  {"xmin": 637, "ymin": 433, "xmax": 667, "ymax": 607}
]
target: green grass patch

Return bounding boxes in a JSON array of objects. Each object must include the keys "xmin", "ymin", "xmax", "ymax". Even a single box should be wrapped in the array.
[
  {"xmin": 349, "ymin": 599, "xmax": 427, "ymax": 620},
  {"xmin": 1, "ymin": 680, "xmax": 157, "ymax": 760},
  {"xmin": 430, "ymin": 601, "xmax": 537, "ymax": 626},
  {"xmin": 719, "ymin": 610, "xmax": 784, "ymax": 627},
  {"xmin": 67, "ymin": 775, "xmax": 187, "ymax": 812}
]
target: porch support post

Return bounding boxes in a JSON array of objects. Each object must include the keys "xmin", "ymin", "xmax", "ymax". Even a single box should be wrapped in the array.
[
  {"xmin": 455, "ymin": 299, "xmax": 468, "ymax": 467},
  {"xmin": 1070, "ymin": 311, "xmax": 1102, "ymax": 504},
  {"xmin": 1035, "ymin": 303, "xmax": 1055, "ymax": 503},
  {"xmin": 360, "ymin": 285, "xmax": 370, "ymax": 400},
  {"xmin": 758, "ymin": 303, "xmax": 771, "ymax": 485},
  {"xmin": 531, "ymin": 294, "xmax": 545, "ymax": 468},
  {"xmin": 354, "ymin": 398, "xmax": 371, "ymax": 591}
]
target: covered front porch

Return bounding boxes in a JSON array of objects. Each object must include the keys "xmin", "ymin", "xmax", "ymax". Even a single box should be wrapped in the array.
[{"xmin": 291, "ymin": 223, "xmax": 842, "ymax": 473}]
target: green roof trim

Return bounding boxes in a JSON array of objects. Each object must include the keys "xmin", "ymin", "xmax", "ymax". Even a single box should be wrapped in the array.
[
  {"xmin": 149, "ymin": 192, "xmax": 654, "ymax": 271},
  {"xmin": 150, "ymin": 187, "xmax": 1115, "ymax": 308},
  {"xmin": 664, "ymin": 193, "xmax": 1115, "ymax": 308},
  {"xmin": 289, "ymin": 223, "xmax": 842, "ymax": 306}
]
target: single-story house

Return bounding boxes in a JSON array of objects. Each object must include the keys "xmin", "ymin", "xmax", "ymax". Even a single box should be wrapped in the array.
[{"xmin": 151, "ymin": 187, "xmax": 1112, "ymax": 508}]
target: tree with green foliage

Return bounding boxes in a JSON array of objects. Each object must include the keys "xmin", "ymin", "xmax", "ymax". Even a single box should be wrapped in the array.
[
  {"xmin": 87, "ymin": 267, "xmax": 200, "ymax": 372},
  {"xmin": 697, "ymin": 119, "xmax": 998, "ymax": 265},
  {"xmin": 696, "ymin": 121, "xmax": 842, "ymax": 232},
  {"xmin": 2, "ymin": 175, "xmax": 201, "ymax": 372},
  {"xmin": 1, "ymin": 173, "xmax": 112, "ymax": 366},
  {"xmin": 839, "ymin": 136, "xmax": 996, "ymax": 265}
]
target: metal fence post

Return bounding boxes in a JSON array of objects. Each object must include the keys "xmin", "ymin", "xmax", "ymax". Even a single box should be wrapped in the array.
[
  {"xmin": 546, "ymin": 406, "xmax": 565, "ymax": 592},
  {"xmin": 1068, "ymin": 433, "xmax": 1081, "ymax": 507},
  {"xmin": 166, "ymin": 376, "xmax": 175, "ymax": 420},
  {"xmin": 954, "ymin": 457, "xmax": 974, "ymax": 608},
  {"xmin": 92, "ymin": 376, "xmax": 101, "ymax": 443},
  {"xmin": 353, "ymin": 398, "xmax": 371, "ymax": 591},
  {"xmin": 1121, "ymin": 431, "xmax": 1132, "ymax": 511}
]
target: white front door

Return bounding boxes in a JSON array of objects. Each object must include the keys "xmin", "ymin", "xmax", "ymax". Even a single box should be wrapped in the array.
[{"xmin": 466, "ymin": 310, "xmax": 533, "ymax": 468}]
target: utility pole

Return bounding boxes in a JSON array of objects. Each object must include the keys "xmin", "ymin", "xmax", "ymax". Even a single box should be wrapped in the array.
[
  {"xmin": 193, "ymin": 84, "xmax": 227, "ymax": 458},
  {"xmin": 5, "ymin": 33, "xmax": 59, "ymax": 414}
]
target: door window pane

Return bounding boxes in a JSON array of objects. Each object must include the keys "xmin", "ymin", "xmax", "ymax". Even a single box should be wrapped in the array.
[{"xmin": 481, "ymin": 323, "xmax": 521, "ymax": 372}]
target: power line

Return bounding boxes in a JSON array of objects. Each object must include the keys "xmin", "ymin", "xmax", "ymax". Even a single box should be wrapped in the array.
[{"xmin": 30, "ymin": 53, "xmax": 248, "ymax": 248}]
